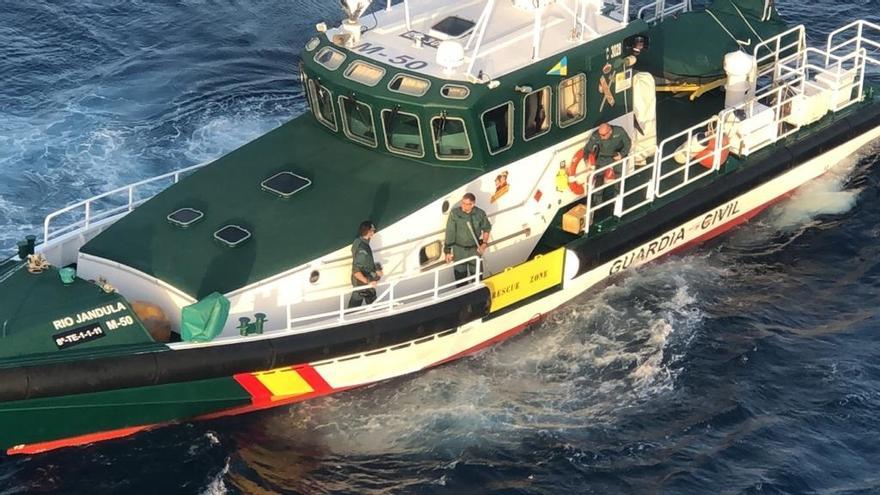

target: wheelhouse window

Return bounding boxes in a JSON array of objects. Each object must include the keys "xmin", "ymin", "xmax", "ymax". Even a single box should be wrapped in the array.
[
  {"xmin": 308, "ymin": 80, "xmax": 336, "ymax": 131},
  {"xmin": 314, "ymin": 47, "xmax": 346, "ymax": 70},
  {"xmin": 339, "ymin": 96, "xmax": 377, "ymax": 147},
  {"xmin": 482, "ymin": 102, "xmax": 513, "ymax": 154},
  {"xmin": 441, "ymin": 84, "xmax": 470, "ymax": 99},
  {"xmin": 389, "ymin": 74, "xmax": 431, "ymax": 97},
  {"xmin": 558, "ymin": 74, "xmax": 586, "ymax": 127},
  {"xmin": 523, "ymin": 86, "xmax": 551, "ymax": 140},
  {"xmin": 382, "ymin": 108, "xmax": 424, "ymax": 157},
  {"xmin": 431, "ymin": 114, "xmax": 472, "ymax": 160},
  {"xmin": 344, "ymin": 60, "xmax": 386, "ymax": 87}
]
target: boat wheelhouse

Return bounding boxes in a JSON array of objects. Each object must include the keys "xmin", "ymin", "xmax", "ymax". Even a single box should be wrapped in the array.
[{"xmin": 0, "ymin": 0, "xmax": 879, "ymax": 454}]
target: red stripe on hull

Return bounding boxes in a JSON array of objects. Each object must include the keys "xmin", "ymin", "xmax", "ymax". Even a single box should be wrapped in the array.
[
  {"xmin": 7, "ymin": 425, "xmax": 150, "ymax": 456},
  {"xmin": 295, "ymin": 364, "xmax": 333, "ymax": 394},
  {"xmin": 197, "ymin": 364, "xmax": 343, "ymax": 420},
  {"xmin": 233, "ymin": 372, "xmax": 274, "ymax": 406}
]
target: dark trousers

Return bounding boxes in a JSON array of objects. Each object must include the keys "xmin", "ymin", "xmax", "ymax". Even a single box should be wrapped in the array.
[
  {"xmin": 453, "ymin": 256, "xmax": 478, "ymax": 287},
  {"xmin": 591, "ymin": 162, "xmax": 621, "ymax": 218},
  {"xmin": 348, "ymin": 287, "xmax": 377, "ymax": 308}
]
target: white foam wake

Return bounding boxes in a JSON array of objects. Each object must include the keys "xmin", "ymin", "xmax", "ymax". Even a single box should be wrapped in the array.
[
  {"xmin": 235, "ymin": 256, "xmax": 716, "ymax": 461},
  {"xmin": 768, "ymin": 153, "xmax": 864, "ymax": 230}
]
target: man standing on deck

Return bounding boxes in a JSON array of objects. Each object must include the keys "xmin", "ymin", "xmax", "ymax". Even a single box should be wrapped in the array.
[
  {"xmin": 444, "ymin": 193, "xmax": 492, "ymax": 283},
  {"xmin": 349, "ymin": 220, "xmax": 383, "ymax": 308},
  {"xmin": 584, "ymin": 122, "xmax": 631, "ymax": 204}
]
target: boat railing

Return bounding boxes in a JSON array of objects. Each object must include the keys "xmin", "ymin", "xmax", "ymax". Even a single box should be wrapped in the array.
[
  {"xmin": 42, "ymin": 162, "xmax": 208, "ymax": 244},
  {"xmin": 283, "ymin": 256, "xmax": 483, "ymax": 333},
  {"xmin": 754, "ymin": 25, "xmax": 806, "ymax": 85},
  {"xmin": 574, "ymin": 20, "xmax": 875, "ymax": 234},
  {"xmin": 580, "ymin": 156, "xmax": 629, "ymax": 221},
  {"xmin": 604, "ymin": 0, "xmax": 631, "ymax": 25},
  {"xmin": 653, "ymin": 115, "xmax": 725, "ymax": 199},
  {"xmin": 636, "ymin": 0, "xmax": 691, "ymax": 24},
  {"xmin": 826, "ymin": 20, "xmax": 880, "ymax": 69}
]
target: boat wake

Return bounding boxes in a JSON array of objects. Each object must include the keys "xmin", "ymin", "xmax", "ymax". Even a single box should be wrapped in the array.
[
  {"xmin": 218, "ymin": 257, "xmax": 715, "ymax": 492},
  {"xmin": 723, "ymin": 141, "xmax": 878, "ymax": 258},
  {"xmin": 0, "ymin": 2, "xmax": 310, "ymax": 253}
]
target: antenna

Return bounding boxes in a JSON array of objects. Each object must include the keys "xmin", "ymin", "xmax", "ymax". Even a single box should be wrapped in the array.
[
  {"xmin": 340, "ymin": 0, "xmax": 372, "ymax": 21},
  {"xmin": 339, "ymin": 0, "xmax": 373, "ymax": 46}
]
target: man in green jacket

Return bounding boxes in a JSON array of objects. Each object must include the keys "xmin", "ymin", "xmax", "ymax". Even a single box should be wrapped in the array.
[
  {"xmin": 583, "ymin": 122, "xmax": 631, "ymax": 205},
  {"xmin": 584, "ymin": 123, "xmax": 631, "ymax": 169},
  {"xmin": 444, "ymin": 193, "xmax": 491, "ymax": 282},
  {"xmin": 349, "ymin": 220, "xmax": 383, "ymax": 308}
]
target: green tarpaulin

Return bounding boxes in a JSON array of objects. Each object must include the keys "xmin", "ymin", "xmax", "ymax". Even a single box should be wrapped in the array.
[
  {"xmin": 637, "ymin": 0, "xmax": 789, "ymax": 82},
  {"xmin": 181, "ymin": 292, "xmax": 230, "ymax": 342}
]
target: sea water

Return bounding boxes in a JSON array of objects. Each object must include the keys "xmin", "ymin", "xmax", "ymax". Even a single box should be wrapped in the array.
[{"xmin": 1, "ymin": 1, "xmax": 880, "ymax": 493}]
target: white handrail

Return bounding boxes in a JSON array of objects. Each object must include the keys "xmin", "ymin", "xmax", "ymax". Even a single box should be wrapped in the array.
[
  {"xmin": 42, "ymin": 161, "xmax": 209, "ymax": 243},
  {"xmin": 827, "ymin": 20, "xmax": 880, "ymax": 59},
  {"xmin": 637, "ymin": 0, "xmax": 690, "ymax": 24},
  {"xmin": 570, "ymin": 20, "xmax": 874, "ymax": 234},
  {"xmin": 286, "ymin": 256, "xmax": 483, "ymax": 331},
  {"xmin": 653, "ymin": 115, "xmax": 722, "ymax": 198},
  {"xmin": 753, "ymin": 25, "xmax": 806, "ymax": 84}
]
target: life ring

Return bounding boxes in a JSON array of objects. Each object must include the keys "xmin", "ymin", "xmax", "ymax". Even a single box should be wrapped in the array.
[
  {"xmin": 673, "ymin": 133, "xmax": 730, "ymax": 169},
  {"xmin": 567, "ymin": 148, "xmax": 596, "ymax": 195},
  {"xmin": 694, "ymin": 134, "xmax": 730, "ymax": 169}
]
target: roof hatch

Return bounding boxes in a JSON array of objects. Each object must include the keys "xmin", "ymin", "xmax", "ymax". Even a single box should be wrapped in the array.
[
  {"xmin": 429, "ymin": 16, "xmax": 475, "ymax": 40},
  {"xmin": 214, "ymin": 225, "xmax": 251, "ymax": 248},
  {"xmin": 167, "ymin": 208, "xmax": 204, "ymax": 228},
  {"xmin": 261, "ymin": 171, "xmax": 311, "ymax": 199}
]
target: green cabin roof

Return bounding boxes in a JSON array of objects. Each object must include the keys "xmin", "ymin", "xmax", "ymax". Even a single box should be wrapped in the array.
[{"xmin": 81, "ymin": 116, "xmax": 482, "ymax": 299}]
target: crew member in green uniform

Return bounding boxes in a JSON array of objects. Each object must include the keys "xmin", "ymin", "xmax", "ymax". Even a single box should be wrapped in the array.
[
  {"xmin": 583, "ymin": 122, "xmax": 631, "ymax": 204},
  {"xmin": 349, "ymin": 220, "xmax": 383, "ymax": 308},
  {"xmin": 444, "ymin": 193, "xmax": 492, "ymax": 282}
]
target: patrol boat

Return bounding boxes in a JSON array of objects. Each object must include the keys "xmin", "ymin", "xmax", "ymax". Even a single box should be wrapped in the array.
[{"xmin": 1, "ymin": 0, "xmax": 879, "ymax": 454}]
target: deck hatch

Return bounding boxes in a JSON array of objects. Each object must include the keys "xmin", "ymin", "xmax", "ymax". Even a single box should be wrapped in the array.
[
  {"xmin": 167, "ymin": 208, "xmax": 204, "ymax": 228},
  {"xmin": 214, "ymin": 225, "xmax": 251, "ymax": 247},
  {"xmin": 261, "ymin": 172, "xmax": 312, "ymax": 198},
  {"xmin": 430, "ymin": 16, "xmax": 475, "ymax": 39}
]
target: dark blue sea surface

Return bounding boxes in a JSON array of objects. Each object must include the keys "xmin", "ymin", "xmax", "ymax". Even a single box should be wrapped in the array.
[{"xmin": 2, "ymin": 1, "xmax": 880, "ymax": 493}]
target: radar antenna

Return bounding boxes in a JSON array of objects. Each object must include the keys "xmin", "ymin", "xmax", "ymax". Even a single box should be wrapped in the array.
[{"xmin": 338, "ymin": 0, "xmax": 373, "ymax": 46}]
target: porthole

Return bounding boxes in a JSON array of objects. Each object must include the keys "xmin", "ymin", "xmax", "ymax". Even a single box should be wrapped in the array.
[
  {"xmin": 309, "ymin": 270, "xmax": 320, "ymax": 284},
  {"xmin": 388, "ymin": 74, "xmax": 431, "ymax": 96},
  {"xmin": 419, "ymin": 241, "xmax": 443, "ymax": 266},
  {"xmin": 441, "ymin": 84, "xmax": 470, "ymax": 99},
  {"xmin": 314, "ymin": 47, "xmax": 346, "ymax": 71},
  {"xmin": 442, "ymin": 199, "xmax": 450, "ymax": 213},
  {"xmin": 344, "ymin": 60, "xmax": 386, "ymax": 87}
]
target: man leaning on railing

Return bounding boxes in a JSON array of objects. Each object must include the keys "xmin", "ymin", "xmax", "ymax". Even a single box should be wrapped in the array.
[{"xmin": 349, "ymin": 220, "xmax": 383, "ymax": 308}]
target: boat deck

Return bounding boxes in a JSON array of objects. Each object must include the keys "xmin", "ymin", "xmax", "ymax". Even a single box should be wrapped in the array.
[
  {"xmin": 0, "ymin": 261, "xmax": 157, "ymax": 364},
  {"xmin": 352, "ymin": 0, "xmax": 626, "ymax": 81},
  {"xmin": 81, "ymin": 116, "xmax": 483, "ymax": 299}
]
